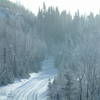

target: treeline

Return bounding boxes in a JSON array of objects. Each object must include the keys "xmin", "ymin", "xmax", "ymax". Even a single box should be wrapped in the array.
[
  {"xmin": 40, "ymin": 4, "xmax": 100, "ymax": 100},
  {"xmin": 0, "ymin": 0, "xmax": 46, "ymax": 85}
]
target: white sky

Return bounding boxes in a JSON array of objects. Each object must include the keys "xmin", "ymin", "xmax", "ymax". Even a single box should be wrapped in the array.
[{"xmin": 9, "ymin": 0, "xmax": 100, "ymax": 15}]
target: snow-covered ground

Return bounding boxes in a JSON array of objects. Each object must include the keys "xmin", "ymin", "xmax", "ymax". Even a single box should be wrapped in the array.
[{"xmin": 0, "ymin": 57, "xmax": 57, "ymax": 100}]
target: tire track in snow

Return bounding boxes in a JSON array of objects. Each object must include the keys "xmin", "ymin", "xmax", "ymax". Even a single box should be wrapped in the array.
[{"xmin": 7, "ymin": 57, "xmax": 57, "ymax": 100}]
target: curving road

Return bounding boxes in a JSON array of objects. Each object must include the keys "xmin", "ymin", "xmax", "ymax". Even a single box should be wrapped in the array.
[{"xmin": 7, "ymin": 57, "xmax": 57, "ymax": 100}]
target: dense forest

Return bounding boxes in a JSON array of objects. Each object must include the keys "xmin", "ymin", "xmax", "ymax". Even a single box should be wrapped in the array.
[
  {"xmin": 45, "ymin": 5, "xmax": 100, "ymax": 100},
  {"xmin": 1, "ymin": 0, "xmax": 100, "ymax": 100},
  {"xmin": 0, "ymin": 0, "xmax": 46, "ymax": 85}
]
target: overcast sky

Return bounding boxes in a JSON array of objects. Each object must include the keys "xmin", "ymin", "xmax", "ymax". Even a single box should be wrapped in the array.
[{"xmin": 9, "ymin": 0, "xmax": 100, "ymax": 15}]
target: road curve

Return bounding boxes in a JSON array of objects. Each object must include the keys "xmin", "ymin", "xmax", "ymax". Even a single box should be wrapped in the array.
[{"xmin": 8, "ymin": 57, "xmax": 57, "ymax": 100}]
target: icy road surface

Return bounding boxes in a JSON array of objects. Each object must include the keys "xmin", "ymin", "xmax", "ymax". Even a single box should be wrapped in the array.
[{"xmin": 0, "ymin": 58, "xmax": 57, "ymax": 100}]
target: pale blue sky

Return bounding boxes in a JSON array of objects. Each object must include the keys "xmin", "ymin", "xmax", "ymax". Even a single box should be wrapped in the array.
[{"xmin": 9, "ymin": 0, "xmax": 100, "ymax": 15}]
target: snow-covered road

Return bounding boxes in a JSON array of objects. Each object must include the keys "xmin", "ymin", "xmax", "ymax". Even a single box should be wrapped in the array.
[{"xmin": 0, "ymin": 57, "xmax": 57, "ymax": 100}]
